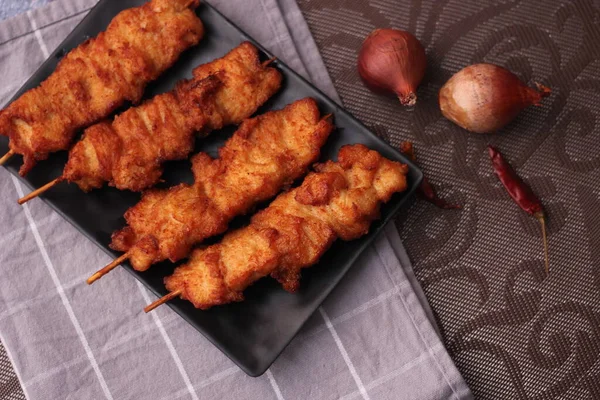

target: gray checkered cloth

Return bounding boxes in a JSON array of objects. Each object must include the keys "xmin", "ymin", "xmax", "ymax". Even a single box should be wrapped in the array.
[{"xmin": 0, "ymin": 0, "xmax": 472, "ymax": 399}]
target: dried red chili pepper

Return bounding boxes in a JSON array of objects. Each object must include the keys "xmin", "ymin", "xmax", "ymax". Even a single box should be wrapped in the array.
[
  {"xmin": 488, "ymin": 146, "xmax": 549, "ymax": 274},
  {"xmin": 400, "ymin": 142, "xmax": 461, "ymax": 210}
]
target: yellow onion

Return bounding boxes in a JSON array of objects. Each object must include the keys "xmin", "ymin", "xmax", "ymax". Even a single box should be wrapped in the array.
[
  {"xmin": 358, "ymin": 29, "xmax": 427, "ymax": 106},
  {"xmin": 439, "ymin": 63, "xmax": 551, "ymax": 133}
]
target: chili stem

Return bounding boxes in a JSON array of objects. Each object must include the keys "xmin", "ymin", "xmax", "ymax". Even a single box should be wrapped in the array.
[{"xmin": 536, "ymin": 212, "xmax": 549, "ymax": 275}]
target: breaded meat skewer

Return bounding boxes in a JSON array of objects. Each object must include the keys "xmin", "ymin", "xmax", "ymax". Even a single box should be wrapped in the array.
[
  {"xmin": 144, "ymin": 144, "xmax": 409, "ymax": 312},
  {"xmin": 0, "ymin": 0, "xmax": 204, "ymax": 175},
  {"xmin": 87, "ymin": 98, "xmax": 334, "ymax": 284},
  {"xmin": 18, "ymin": 42, "xmax": 282, "ymax": 203}
]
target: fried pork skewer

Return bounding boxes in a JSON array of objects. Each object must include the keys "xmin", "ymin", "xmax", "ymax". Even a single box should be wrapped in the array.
[
  {"xmin": 145, "ymin": 144, "xmax": 409, "ymax": 311},
  {"xmin": 87, "ymin": 98, "xmax": 334, "ymax": 284},
  {"xmin": 0, "ymin": 0, "xmax": 204, "ymax": 175},
  {"xmin": 18, "ymin": 42, "xmax": 282, "ymax": 203}
]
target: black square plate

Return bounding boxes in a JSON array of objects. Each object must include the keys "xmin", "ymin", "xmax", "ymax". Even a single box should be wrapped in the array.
[{"xmin": 0, "ymin": 0, "xmax": 423, "ymax": 377}]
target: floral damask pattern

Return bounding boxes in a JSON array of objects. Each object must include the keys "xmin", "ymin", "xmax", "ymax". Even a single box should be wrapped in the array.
[{"xmin": 297, "ymin": 0, "xmax": 600, "ymax": 398}]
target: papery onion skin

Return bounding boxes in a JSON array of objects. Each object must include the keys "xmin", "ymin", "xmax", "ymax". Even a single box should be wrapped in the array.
[
  {"xmin": 439, "ymin": 63, "xmax": 551, "ymax": 133},
  {"xmin": 358, "ymin": 29, "xmax": 427, "ymax": 106}
]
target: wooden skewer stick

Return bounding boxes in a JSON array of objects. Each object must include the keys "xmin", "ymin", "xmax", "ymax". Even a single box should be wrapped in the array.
[
  {"xmin": 18, "ymin": 177, "xmax": 63, "ymax": 205},
  {"xmin": 144, "ymin": 290, "xmax": 182, "ymax": 313},
  {"xmin": 322, "ymin": 113, "xmax": 333, "ymax": 122},
  {"xmin": 87, "ymin": 253, "xmax": 130, "ymax": 285},
  {"xmin": 262, "ymin": 57, "xmax": 277, "ymax": 67},
  {"xmin": 0, "ymin": 150, "xmax": 14, "ymax": 166}
]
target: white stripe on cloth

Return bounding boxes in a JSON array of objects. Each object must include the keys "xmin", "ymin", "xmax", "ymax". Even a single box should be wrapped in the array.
[
  {"xmin": 339, "ymin": 343, "xmax": 446, "ymax": 400},
  {"xmin": 0, "ymin": 269, "xmax": 93, "ymax": 322},
  {"xmin": 24, "ymin": 353, "xmax": 88, "ymax": 388},
  {"xmin": 319, "ymin": 307, "xmax": 370, "ymax": 400},
  {"xmin": 297, "ymin": 285, "xmax": 405, "ymax": 343},
  {"xmin": 22, "ymin": 310, "xmax": 178, "ymax": 389},
  {"xmin": 0, "ymin": 213, "xmax": 58, "ymax": 251},
  {"xmin": 266, "ymin": 369, "xmax": 285, "ymax": 400},
  {"xmin": 27, "ymin": 10, "xmax": 50, "ymax": 57},
  {"xmin": 374, "ymin": 243, "xmax": 461, "ymax": 400},
  {"xmin": 135, "ymin": 281, "xmax": 199, "ymax": 400},
  {"xmin": 11, "ymin": 176, "xmax": 114, "ymax": 400}
]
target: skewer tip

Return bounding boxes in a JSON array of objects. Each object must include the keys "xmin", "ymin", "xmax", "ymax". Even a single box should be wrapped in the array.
[
  {"xmin": 87, "ymin": 253, "xmax": 129, "ymax": 285},
  {"xmin": 261, "ymin": 57, "xmax": 277, "ymax": 67},
  {"xmin": 144, "ymin": 290, "xmax": 182, "ymax": 313},
  {"xmin": 86, "ymin": 272, "xmax": 103, "ymax": 285},
  {"xmin": 18, "ymin": 177, "xmax": 63, "ymax": 205},
  {"xmin": 0, "ymin": 150, "xmax": 14, "ymax": 166}
]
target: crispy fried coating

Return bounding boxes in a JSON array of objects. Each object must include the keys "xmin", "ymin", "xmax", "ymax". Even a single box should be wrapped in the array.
[
  {"xmin": 164, "ymin": 144, "xmax": 409, "ymax": 309},
  {"xmin": 62, "ymin": 42, "xmax": 282, "ymax": 191},
  {"xmin": 110, "ymin": 98, "xmax": 334, "ymax": 271},
  {"xmin": 0, "ymin": 0, "xmax": 203, "ymax": 175}
]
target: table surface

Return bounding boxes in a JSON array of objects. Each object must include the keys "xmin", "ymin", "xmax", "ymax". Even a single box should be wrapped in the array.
[{"xmin": 2, "ymin": 0, "xmax": 600, "ymax": 399}]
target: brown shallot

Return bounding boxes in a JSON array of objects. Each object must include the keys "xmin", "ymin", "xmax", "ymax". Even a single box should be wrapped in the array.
[
  {"xmin": 439, "ymin": 64, "xmax": 551, "ymax": 133},
  {"xmin": 358, "ymin": 29, "xmax": 427, "ymax": 106}
]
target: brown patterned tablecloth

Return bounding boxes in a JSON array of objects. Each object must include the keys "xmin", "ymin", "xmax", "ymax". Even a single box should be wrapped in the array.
[{"xmin": 296, "ymin": 0, "xmax": 600, "ymax": 399}]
